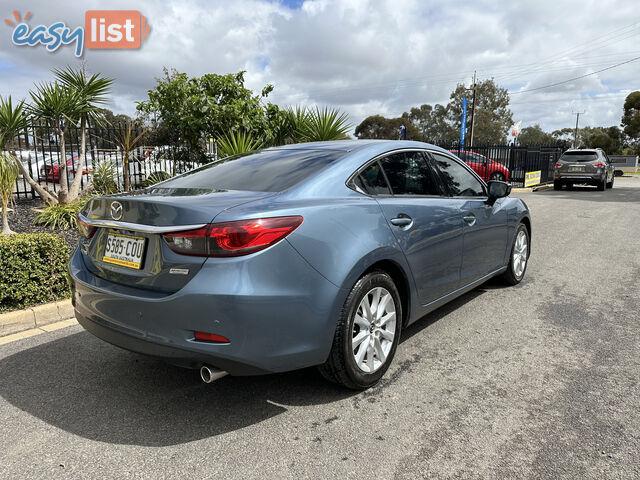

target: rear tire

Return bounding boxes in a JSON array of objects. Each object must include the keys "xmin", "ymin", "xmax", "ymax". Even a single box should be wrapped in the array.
[
  {"xmin": 502, "ymin": 224, "xmax": 529, "ymax": 286},
  {"xmin": 553, "ymin": 181, "xmax": 562, "ymax": 190},
  {"xmin": 319, "ymin": 271, "xmax": 402, "ymax": 390}
]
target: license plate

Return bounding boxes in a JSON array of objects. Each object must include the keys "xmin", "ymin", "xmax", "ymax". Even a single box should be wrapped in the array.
[
  {"xmin": 569, "ymin": 166, "xmax": 584, "ymax": 172},
  {"xmin": 103, "ymin": 232, "xmax": 146, "ymax": 269}
]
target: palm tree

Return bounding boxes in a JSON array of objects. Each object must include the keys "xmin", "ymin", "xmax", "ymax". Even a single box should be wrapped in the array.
[
  {"xmin": 0, "ymin": 151, "xmax": 19, "ymax": 234},
  {"xmin": 28, "ymin": 82, "xmax": 82, "ymax": 204},
  {"xmin": 114, "ymin": 119, "xmax": 146, "ymax": 191},
  {"xmin": 217, "ymin": 130, "xmax": 263, "ymax": 157},
  {"xmin": 0, "ymin": 95, "xmax": 58, "ymax": 206},
  {"xmin": 0, "ymin": 96, "xmax": 29, "ymax": 232},
  {"xmin": 54, "ymin": 66, "xmax": 113, "ymax": 201},
  {"xmin": 297, "ymin": 106, "xmax": 352, "ymax": 142}
]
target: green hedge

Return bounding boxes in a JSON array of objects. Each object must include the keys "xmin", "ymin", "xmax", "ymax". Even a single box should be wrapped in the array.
[{"xmin": 0, "ymin": 233, "xmax": 71, "ymax": 313}]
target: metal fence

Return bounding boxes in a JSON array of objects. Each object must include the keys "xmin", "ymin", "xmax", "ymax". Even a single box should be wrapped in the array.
[
  {"xmin": 9, "ymin": 125, "xmax": 564, "ymax": 200},
  {"xmin": 10, "ymin": 123, "xmax": 203, "ymax": 200},
  {"xmin": 440, "ymin": 144, "xmax": 564, "ymax": 187}
]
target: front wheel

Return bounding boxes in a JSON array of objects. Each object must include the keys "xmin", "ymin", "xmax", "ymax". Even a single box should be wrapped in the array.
[
  {"xmin": 606, "ymin": 175, "xmax": 614, "ymax": 189},
  {"xmin": 502, "ymin": 224, "xmax": 529, "ymax": 285},
  {"xmin": 553, "ymin": 181, "xmax": 562, "ymax": 190},
  {"xmin": 490, "ymin": 172, "xmax": 506, "ymax": 182},
  {"xmin": 319, "ymin": 271, "xmax": 402, "ymax": 389}
]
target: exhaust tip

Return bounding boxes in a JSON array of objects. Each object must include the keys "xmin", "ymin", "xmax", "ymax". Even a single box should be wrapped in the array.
[{"xmin": 200, "ymin": 365, "xmax": 228, "ymax": 383}]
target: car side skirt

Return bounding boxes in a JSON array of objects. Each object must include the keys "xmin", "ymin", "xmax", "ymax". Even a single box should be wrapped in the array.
[{"xmin": 408, "ymin": 266, "xmax": 508, "ymax": 325}]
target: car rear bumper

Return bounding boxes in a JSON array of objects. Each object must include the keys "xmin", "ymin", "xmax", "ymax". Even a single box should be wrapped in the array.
[
  {"xmin": 554, "ymin": 173, "xmax": 604, "ymax": 185},
  {"xmin": 69, "ymin": 242, "xmax": 344, "ymax": 376}
]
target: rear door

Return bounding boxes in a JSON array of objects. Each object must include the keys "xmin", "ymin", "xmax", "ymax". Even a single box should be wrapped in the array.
[
  {"xmin": 355, "ymin": 150, "xmax": 464, "ymax": 305},
  {"xmin": 428, "ymin": 151, "xmax": 509, "ymax": 285}
]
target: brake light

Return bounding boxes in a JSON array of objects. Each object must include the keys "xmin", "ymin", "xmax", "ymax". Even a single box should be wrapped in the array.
[
  {"xmin": 77, "ymin": 215, "xmax": 97, "ymax": 239},
  {"xmin": 555, "ymin": 162, "xmax": 562, "ymax": 168},
  {"xmin": 593, "ymin": 162, "xmax": 605, "ymax": 168},
  {"xmin": 163, "ymin": 216, "xmax": 303, "ymax": 257},
  {"xmin": 194, "ymin": 331, "xmax": 230, "ymax": 343}
]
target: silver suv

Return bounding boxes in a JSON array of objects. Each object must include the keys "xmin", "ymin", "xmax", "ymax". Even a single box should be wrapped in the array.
[{"xmin": 553, "ymin": 148, "xmax": 614, "ymax": 191}]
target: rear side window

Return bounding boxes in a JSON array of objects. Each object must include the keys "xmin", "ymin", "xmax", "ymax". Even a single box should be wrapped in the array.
[
  {"xmin": 160, "ymin": 149, "xmax": 345, "ymax": 192},
  {"xmin": 379, "ymin": 151, "xmax": 441, "ymax": 195},
  {"xmin": 430, "ymin": 153, "xmax": 485, "ymax": 197},
  {"xmin": 355, "ymin": 161, "xmax": 391, "ymax": 195},
  {"xmin": 560, "ymin": 152, "xmax": 598, "ymax": 162}
]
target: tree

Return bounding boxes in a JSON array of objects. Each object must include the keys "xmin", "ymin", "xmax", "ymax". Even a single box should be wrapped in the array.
[
  {"xmin": 0, "ymin": 96, "xmax": 28, "ymax": 233},
  {"xmin": 114, "ymin": 119, "xmax": 147, "ymax": 191},
  {"xmin": 296, "ymin": 106, "xmax": 352, "ymax": 142},
  {"xmin": 355, "ymin": 115, "xmax": 421, "ymax": 140},
  {"xmin": 447, "ymin": 78, "xmax": 513, "ymax": 145},
  {"xmin": 137, "ymin": 69, "xmax": 278, "ymax": 158},
  {"xmin": 517, "ymin": 124, "xmax": 558, "ymax": 146},
  {"xmin": 54, "ymin": 66, "xmax": 113, "ymax": 201},
  {"xmin": 621, "ymin": 91, "xmax": 640, "ymax": 154},
  {"xmin": 580, "ymin": 126, "xmax": 624, "ymax": 154},
  {"xmin": 28, "ymin": 82, "xmax": 82, "ymax": 205},
  {"xmin": 402, "ymin": 104, "xmax": 456, "ymax": 143}
]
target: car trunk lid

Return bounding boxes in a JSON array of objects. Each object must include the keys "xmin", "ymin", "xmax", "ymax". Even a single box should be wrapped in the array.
[{"xmin": 79, "ymin": 187, "xmax": 274, "ymax": 293}]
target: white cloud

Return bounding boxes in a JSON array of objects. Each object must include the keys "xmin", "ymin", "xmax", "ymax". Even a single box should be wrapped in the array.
[{"xmin": 0, "ymin": 0, "xmax": 637, "ymax": 133}]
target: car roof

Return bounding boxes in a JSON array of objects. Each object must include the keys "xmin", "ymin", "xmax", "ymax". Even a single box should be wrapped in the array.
[{"xmin": 265, "ymin": 139, "xmax": 448, "ymax": 154}]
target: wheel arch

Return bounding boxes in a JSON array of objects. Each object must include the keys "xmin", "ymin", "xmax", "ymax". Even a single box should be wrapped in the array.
[{"xmin": 362, "ymin": 259, "xmax": 412, "ymax": 328}]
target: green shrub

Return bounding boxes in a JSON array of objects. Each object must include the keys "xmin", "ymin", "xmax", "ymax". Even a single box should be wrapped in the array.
[
  {"xmin": 0, "ymin": 233, "xmax": 71, "ymax": 312},
  {"xmin": 93, "ymin": 161, "xmax": 119, "ymax": 195},
  {"xmin": 34, "ymin": 200, "xmax": 86, "ymax": 230}
]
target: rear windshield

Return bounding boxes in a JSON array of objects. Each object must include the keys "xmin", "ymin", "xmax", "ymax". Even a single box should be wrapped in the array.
[
  {"xmin": 159, "ymin": 149, "xmax": 345, "ymax": 192},
  {"xmin": 560, "ymin": 152, "xmax": 598, "ymax": 162}
]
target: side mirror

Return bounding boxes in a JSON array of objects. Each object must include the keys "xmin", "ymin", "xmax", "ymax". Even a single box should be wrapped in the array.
[{"xmin": 487, "ymin": 180, "xmax": 511, "ymax": 203}]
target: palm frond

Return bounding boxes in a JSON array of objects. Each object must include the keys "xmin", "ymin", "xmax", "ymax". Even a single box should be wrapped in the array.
[
  {"xmin": 298, "ymin": 106, "xmax": 352, "ymax": 142},
  {"xmin": 0, "ymin": 96, "xmax": 28, "ymax": 150},
  {"xmin": 217, "ymin": 131, "xmax": 263, "ymax": 157},
  {"xmin": 28, "ymin": 81, "xmax": 82, "ymax": 125}
]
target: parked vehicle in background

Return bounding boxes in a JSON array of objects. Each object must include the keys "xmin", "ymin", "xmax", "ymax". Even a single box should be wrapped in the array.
[
  {"xmin": 449, "ymin": 150, "xmax": 510, "ymax": 182},
  {"xmin": 71, "ymin": 140, "xmax": 531, "ymax": 389},
  {"xmin": 40, "ymin": 154, "xmax": 93, "ymax": 183},
  {"xmin": 553, "ymin": 148, "xmax": 614, "ymax": 191}
]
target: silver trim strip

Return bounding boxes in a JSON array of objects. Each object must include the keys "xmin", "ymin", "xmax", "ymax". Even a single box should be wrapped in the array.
[{"xmin": 78, "ymin": 213, "xmax": 206, "ymax": 234}]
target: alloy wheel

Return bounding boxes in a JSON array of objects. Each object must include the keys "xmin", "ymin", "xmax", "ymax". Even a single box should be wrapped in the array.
[
  {"xmin": 513, "ymin": 229, "xmax": 528, "ymax": 278},
  {"xmin": 351, "ymin": 287, "xmax": 396, "ymax": 373}
]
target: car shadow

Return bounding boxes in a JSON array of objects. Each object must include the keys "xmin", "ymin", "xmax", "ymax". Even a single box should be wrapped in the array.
[
  {"xmin": 536, "ymin": 184, "xmax": 640, "ymax": 203},
  {"xmin": 0, "ymin": 285, "xmax": 492, "ymax": 447}
]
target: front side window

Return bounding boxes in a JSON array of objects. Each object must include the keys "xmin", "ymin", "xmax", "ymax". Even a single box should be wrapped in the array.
[
  {"xmin": 430, "ymin": 153, "xmax": 485, "ymax": 197},
  {"xmin": 378, "ymin": 151, "xmax": 441, "ymax": 196}
]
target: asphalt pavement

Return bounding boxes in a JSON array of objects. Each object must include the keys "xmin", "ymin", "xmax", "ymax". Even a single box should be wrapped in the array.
[{"xmin": 1, "ymin": 177, "xmax": 639, "ymax": 479}]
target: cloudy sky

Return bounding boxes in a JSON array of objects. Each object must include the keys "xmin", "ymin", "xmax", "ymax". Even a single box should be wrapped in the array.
[{"xmin": 0, "ymin": 0, "xmax": 638, "ymax": 135}]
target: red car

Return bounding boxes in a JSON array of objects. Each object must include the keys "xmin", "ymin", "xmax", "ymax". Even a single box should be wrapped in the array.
[
  {"xmin": 448, "ymin": 150, "xmax": 509, "ymax": 182},
  {"xmin": 40, "ymin": 154, "xmax": 92, "ymax": 183}
]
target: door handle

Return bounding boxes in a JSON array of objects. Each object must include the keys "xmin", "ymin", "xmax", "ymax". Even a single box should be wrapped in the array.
[
  {"xmin": 463, "ymin": 214, "xmax": 476, "ymax": 225},
  {"xmin": 390, "ymin": 216, "xmax": 413, "ymax": 227}
]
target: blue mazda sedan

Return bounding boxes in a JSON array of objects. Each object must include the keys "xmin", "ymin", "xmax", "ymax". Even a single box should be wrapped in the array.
[{"xmin": 71, "ymin": 140, "xmax": 531, "ymax": 389}]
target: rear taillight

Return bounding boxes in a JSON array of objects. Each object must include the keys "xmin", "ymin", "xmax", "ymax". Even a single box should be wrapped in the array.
[
  {"xmin": 194, "ymin": 331, "xmax": 230, "ymax": 343},
  {"xmin": 593, "ymin": 162, "xmax": 605, "ymax": 168},
  {"xmin": 163, "ymin": 216, "xmax": 303, "ymax": 257},
  {"xmin": 554, "ymin": 162, "xmax": 563, "ymax": 168},
  {"xmin": 77, "ymin": 215, "xmax": 97, "ymax": 239}
]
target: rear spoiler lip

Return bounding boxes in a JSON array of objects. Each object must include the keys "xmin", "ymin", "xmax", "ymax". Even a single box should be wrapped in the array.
[{"xmin": 78, "ymin": 213, "xmax": 206, "ymax": 234}]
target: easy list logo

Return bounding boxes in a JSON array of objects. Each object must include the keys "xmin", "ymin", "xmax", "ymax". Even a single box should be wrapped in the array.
[{"xmin": 4, "ymin": 10, "xmax": 150, "ymax": 57}]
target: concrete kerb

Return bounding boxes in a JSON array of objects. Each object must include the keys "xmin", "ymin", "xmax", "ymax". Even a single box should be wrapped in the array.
[{"xmin": 0, "ymin": 299, "xmax": 75, "ymax": 338}]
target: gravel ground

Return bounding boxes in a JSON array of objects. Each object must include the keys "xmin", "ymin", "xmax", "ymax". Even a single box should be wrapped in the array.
[
  {"xmin": 0, "ymin": 177, "xmax": 639, "ymax": 479},
  {"xmin": 8, "ymin": 199, "xmax": 80, "ymax": 248}
]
